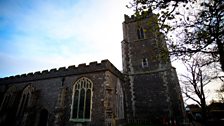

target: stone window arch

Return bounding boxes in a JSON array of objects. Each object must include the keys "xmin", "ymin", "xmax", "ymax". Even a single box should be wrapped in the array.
[
  {"xmin": 16, "ymin": 85, "xmax": 34, "ymax": 117},
  {"xmin": 137, "ymin": 27, "xmax": 145, "ymax": 39},
  {"xmin": 70, "ymin": 77, "xmax": 93, "ymax": 122},
  {"xmin": 0, "ymin": 86, "xmax": 16, "ymax": 112}
]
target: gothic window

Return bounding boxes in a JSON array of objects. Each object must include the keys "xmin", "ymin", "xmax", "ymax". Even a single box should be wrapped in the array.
[
  {"xmin": 0, "ymin": 95, "xmax": 11, "ymax": 111},
  {"xmin": 142, "ymin": 58, "xmax": 148, "ymax": 68},
  {"xmin": 17, "ymin": 85, "xmax": 34, "ymax": 117},
  {"xmin": 137, "ymin": 27, "xmax": 145, "ymax": 39},
  {"xmin": 70, "ymin": 77, "xmax": 93, "ymax": 122},
  {"xmin": 0, "ymin": 86, "xmax": 16, "ymax": 112}
]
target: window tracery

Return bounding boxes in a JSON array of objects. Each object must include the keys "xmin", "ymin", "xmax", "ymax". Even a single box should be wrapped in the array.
[
  {"xmin": 70, "ymin": 77, "xmax": 93, "ymax": 122},
  {"xmin": 0, "ymin": 86, "xmax": 16, "ymax": 112},
  {"xmin": 16, "ymin": 85, "xmax": 34, "ymax": 117},
  {"xmin": 137, "ymin": 27, "xmax": 145, "ymax": 39}
]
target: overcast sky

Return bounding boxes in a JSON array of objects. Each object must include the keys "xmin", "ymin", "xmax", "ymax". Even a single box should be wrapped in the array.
[{"xmin": 0, "ymin": 0, "xmax": 133, "ymax": 77}]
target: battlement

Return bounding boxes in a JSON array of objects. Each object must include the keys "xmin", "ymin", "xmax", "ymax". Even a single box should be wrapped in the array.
[
  {"xmin": 0, "ymin": 59, "xmax": 123, "ymax": 84},
  {"xmin": 124, "ymin": 10, "xmax": 153, "ymax": 23}
]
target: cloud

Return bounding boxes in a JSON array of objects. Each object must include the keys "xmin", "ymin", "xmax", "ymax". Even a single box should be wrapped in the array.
[{"xmin": 0, "ymin": 0, "xmax": 133, "ymax": 77}]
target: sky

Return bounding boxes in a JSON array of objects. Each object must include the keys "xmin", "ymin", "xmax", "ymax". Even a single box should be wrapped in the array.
[
  {"xmin": 0, "ymin": 0, "xmax": 222, "ymax": 103},
  {"xmin": 0, "ymin": 0, "xmax": 133, "ymax": 77}
]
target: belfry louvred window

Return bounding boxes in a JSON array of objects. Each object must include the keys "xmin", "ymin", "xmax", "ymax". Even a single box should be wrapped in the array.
[
  {"xmin": 70, "ymin": 77, "xmax": 93, "ymax": 122},
  {"xmin": 137, "ymin": 27, "xmax": 145, "ymax": 39}
]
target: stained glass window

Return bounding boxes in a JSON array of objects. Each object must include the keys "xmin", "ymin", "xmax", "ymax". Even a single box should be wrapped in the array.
[{"xmin": 71, "ymin": 77, "xmax": 93, "ymax": 122}]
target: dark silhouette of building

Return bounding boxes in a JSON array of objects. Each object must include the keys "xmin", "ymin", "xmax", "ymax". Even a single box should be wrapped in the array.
[
  {"xmin": 0, "ymin": 11, "xmax": 185, "ymax": 126},
  {"xmin": 186, "ymin": 103, "xmax": 224, "ymax": 126}
]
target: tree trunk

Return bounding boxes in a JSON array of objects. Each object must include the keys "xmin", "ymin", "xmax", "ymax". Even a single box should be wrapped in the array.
[{"xmin": 200, "ymin": 98, "xmax": 207, "ymax": 126}]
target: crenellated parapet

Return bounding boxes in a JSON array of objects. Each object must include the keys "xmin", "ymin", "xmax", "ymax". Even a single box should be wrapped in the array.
[
  {"xmin": 124, "ymin": 10, "xmax": 153, "ymax": 23},
  {"xmin": 0, "ymin": 59, "xmax": 123, "ymax": 84}
]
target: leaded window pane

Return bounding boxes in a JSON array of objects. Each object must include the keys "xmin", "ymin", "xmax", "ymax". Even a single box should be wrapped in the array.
[
  {"xmin": 72, "ymin": 90, "xmax": 79, "ymax": 118},
  {"xmin": 71, "ymin": 77, "xmax": 93, "ymax": 122},
  {"xmin": 78, "ymin": 89, "xmax": 85, "ymax": 118},
  {"xmin": 85, "ymin": 89, "xmax": 91, "ymax": 119}
]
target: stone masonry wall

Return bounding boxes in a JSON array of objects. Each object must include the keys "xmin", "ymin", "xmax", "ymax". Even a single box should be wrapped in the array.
[
  {"xmin": 0, "ymin": 60, "xmax": 124, "ymax": 126},
  {"xmin": 121, "ymin": 11, "xmax": 185, "ymax": 125}
]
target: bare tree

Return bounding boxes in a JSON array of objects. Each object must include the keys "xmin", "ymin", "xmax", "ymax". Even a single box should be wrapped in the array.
[{"xmin": 181, "ymin": 56, "xmax": 221, "ymax": 125}]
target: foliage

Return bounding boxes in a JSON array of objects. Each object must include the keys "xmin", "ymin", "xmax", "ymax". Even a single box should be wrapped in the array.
[
  {"xmin": 169, "ymin": 0, "xmax": 224, "ymax": 71},
  {"xmin": 180, "ymin": 55, "xmax": 222, "ymax": 124},
  {"xmin": 127, "ymin": 0, "xmax": 224, "ymax": 71}
]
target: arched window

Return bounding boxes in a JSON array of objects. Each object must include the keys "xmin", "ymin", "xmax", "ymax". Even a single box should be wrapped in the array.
[
  {"xmin": 17, "ymin": 85, "xmax": 34, "ymax": 117},
  {"xmin": 0, "ymin": 86, "xmax": 16, "ymax": 112},
  {"xmin": 142, "ymin": 58, "xmax": 148, "ymax": 68},
  {"xmin": 70, "ymin": 77, "xmax": 93, "ymax": 122},
  {"xmin": 137, "ymin": 27, "xmax": 145, "ymax": 39}
]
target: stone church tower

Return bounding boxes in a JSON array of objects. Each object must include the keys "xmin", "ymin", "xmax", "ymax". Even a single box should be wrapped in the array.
[{"xmin": 121, "ymin": 11, "xmax": 185, "ymax": 125}]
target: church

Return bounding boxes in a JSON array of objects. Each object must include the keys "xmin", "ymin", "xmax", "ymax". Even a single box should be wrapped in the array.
[{"xmin": 0, "ymin": 11, "xmax": 185, "ymax": 126}]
